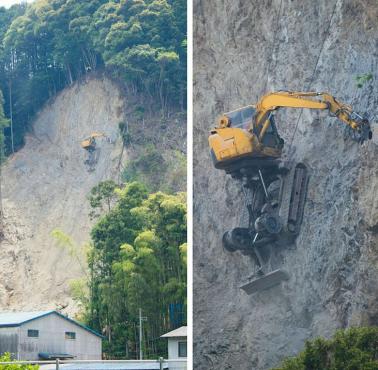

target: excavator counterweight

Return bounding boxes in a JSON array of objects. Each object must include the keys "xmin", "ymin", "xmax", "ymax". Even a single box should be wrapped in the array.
[{"xmin": 210, "ymin": 91, "xmax": 371, "ymax": 294}]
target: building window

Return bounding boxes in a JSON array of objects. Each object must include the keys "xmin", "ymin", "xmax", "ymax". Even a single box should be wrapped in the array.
[
  {"xmin": 27, "ymin": 329, "xmax": 39, "ymax": 338},
  {"xmin": 178, "ymin": 341, "xmax": 187, "ymax": 357},
  {"xmin": 65, "ymin": 332, "xmax": 76, "ymax": 340}
]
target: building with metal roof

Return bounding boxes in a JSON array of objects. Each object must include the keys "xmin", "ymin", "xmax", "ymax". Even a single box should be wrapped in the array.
[
  {"xmin": 160, "ymin": 327, "xmax": 187, "ymax": 370},
  {"xmin": 0, "ymin": 310, "xmax": 102, "ymax": 360},
  {"xmin": 160, "ymin": 327, "xmax": 187, "ymax": 339}
]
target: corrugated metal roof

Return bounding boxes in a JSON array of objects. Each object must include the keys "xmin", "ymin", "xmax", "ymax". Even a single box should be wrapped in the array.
[
  {"xmin": 0, "ymin": 311, "xmax": 53, "ymax": 326},
  {"xmin": 160, "ymin": 326, "xmax": 187, "ymax": 338},
  {"xmin": 0, "ymin": 310, "xmax": 103, "ymax": 338}
]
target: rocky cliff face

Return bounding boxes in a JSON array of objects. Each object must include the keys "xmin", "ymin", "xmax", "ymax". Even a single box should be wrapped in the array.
[
  {"xmin": 193, "ymin": 0, "xmax": 378, "ymax": 369},
  {"xmin": 0, "ymin": 75, "xmax": 186, "ymax": 315},
  {"xmin": 0, "ymin": 77, "xmax": 125, "ymax": 314}
]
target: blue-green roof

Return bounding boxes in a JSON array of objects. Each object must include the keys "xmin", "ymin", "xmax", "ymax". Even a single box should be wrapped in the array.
[{"xmin": 0, "ymin": 310, "xmax": 104, "ymax": 338}]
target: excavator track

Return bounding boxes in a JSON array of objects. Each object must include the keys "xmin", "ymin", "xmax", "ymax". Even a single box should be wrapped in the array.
[{"xmin": 278, "ymin": 162, "xmax": 309, "ymax": 236}]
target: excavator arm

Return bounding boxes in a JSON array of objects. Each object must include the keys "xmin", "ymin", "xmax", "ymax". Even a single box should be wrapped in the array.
[
  {"xmin": 89, "ymin": 132, "xmax": 106, "ymax": 139},
  {"xmin": 253, "ymin": 91, "xmax": 371, "ymax": 143}
]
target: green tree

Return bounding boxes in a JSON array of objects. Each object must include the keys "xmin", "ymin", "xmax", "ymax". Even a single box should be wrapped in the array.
[
  {"xmin": 272, "ymin": 327, "xmax": 378, "ymax": 370},
  {"xmin": 87, "ymin": 180, "xmax": 119, "ymax": 219},
  {"xmin": 84, "ymin": 181, "xmax": 186, "ymax": 359}
]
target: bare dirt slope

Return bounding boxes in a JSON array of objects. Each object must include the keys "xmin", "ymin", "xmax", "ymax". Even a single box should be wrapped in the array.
[
  {"xmin": 0, "ymin": 76, "xmax": 125, "ymax": 313},
  {"xmin": 194, "ymin": 0, "xmax": 378, "ymax": 369}
]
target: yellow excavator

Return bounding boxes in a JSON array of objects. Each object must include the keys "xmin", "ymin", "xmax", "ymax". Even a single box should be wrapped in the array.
[
  {"xmin": 208, "ymin": 91, "xmax": 371, "ymax": 294},
  {"xmin": 81, "ymin": 132, "xmax": 107, "ymax": 152},
  {"xmin": 81, "ymin": 132, "xmax": 107, "ymax": 171}
]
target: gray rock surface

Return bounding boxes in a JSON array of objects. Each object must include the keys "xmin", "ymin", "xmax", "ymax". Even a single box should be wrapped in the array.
[
  {"xmin": 193, "ymin": 0, "xmax": 378, "ymax": 368},
  {"xmin": 0, "ymin": 76, "xmax": 125, "ymax": 314}
]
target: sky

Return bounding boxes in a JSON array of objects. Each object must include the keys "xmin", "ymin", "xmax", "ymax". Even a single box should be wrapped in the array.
[{"xmin": 0, "ymin": 0, "xmax": 34, "ymax": 8}]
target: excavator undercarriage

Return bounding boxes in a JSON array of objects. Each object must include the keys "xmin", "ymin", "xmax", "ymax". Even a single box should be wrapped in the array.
[
  {"xmin": 84, "ymin": 145, "xmax": 101, "ymax": 172},
  {"xmin": 222, "ymin": 160, "xmax": 310, "ymax": 293}
]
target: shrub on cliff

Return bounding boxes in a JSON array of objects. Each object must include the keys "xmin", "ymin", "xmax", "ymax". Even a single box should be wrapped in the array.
[{"xmin": 273, "ymin": 327, "xmax": 378, "ymax": 370}]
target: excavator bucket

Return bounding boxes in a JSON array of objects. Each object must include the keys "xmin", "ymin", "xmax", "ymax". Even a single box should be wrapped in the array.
[{"xmin": 240, "ymin": 269, "xmax": 289, "ymax": 295}]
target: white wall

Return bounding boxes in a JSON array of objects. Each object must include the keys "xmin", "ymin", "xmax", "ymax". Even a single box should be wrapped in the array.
[
  {"xmin": 18, "ymin": 313, "xmax": 102, "ymax": 360},
  {"xmin": 167, "ymin": 337, "xmax": 187, "ymax": 359}
]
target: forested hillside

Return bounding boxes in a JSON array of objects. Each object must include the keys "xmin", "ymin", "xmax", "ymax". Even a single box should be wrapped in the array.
[
  {"xmin": 0, "ymin": 0, "xmax": 186, "ymax": 152},
  {"xmin": 0, "ymin": 0, "xmax": 187, "ymax": 361}
]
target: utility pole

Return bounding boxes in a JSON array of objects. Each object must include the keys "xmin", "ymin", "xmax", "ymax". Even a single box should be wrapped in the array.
[{"xmin": 139, "ymin": 308, "xmax": 147, "ymax": 360}]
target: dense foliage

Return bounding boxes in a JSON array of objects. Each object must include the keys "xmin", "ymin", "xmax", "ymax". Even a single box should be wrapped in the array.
[
  {"xmin": 122, "ymin": 146, "xmax": 186, "ymax": 192},
  {"xmin": 77, "ymin": 181, "xmax": 186, "ymax": 358},
  {"xmin": 272, "ymin": 327, "xmax": 378, "ymax": 370},
  {"xmin": 0, "ymin": 353, "xmax": 38, "ymax": 369},
  {"xmin": 0, "ymin": 0, "xmax": 186, "ymax": 152}
]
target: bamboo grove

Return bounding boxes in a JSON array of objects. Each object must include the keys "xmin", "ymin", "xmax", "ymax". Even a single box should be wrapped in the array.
[{"xmin": 76, "ymin": 181, "xmax": 187, "ymax": 358}]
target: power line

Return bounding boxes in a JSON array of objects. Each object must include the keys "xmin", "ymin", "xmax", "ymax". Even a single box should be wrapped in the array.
[
  {"xmin": 262, "ymin": 0, "xmax": 284, "ymax": 95},
  {"xmin": 287, "ymin": 1, "xmax": 338, "ymax": 157}
]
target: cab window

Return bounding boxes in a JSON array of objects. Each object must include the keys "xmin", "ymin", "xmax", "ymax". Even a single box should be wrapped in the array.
[{"xmin": 225, "ymin": 106, "xmax": 255, "ymax": 129}]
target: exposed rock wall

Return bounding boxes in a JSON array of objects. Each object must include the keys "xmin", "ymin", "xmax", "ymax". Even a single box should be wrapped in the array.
[
  {"xmin": 194, "ymin": 0, "xmax": 378, "ymax": 368},
  {"xmin": 0, "ymin": 76, "xmax": 125, "ymax": 313}
]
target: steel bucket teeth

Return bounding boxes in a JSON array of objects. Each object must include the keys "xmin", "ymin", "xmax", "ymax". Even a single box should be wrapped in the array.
[{"xmin": 240, "ymin": 269, "xmax": 289, "ymax": 295}]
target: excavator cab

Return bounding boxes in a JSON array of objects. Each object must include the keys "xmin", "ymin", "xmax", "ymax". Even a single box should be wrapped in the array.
[
  {"xmin": 257, "ymin": 115, "xmax": 284, "ymax": 149},
  {"xmin": 81, "ymin": 137, "xmax": 96, "ymax": 152},
  {"xmin": 209, "ymin": 106, "xmax": 283, "ymax": 174},
  {"xmin": 225, "ymin": 107, "xmax": 284, "ymax": 153}
]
